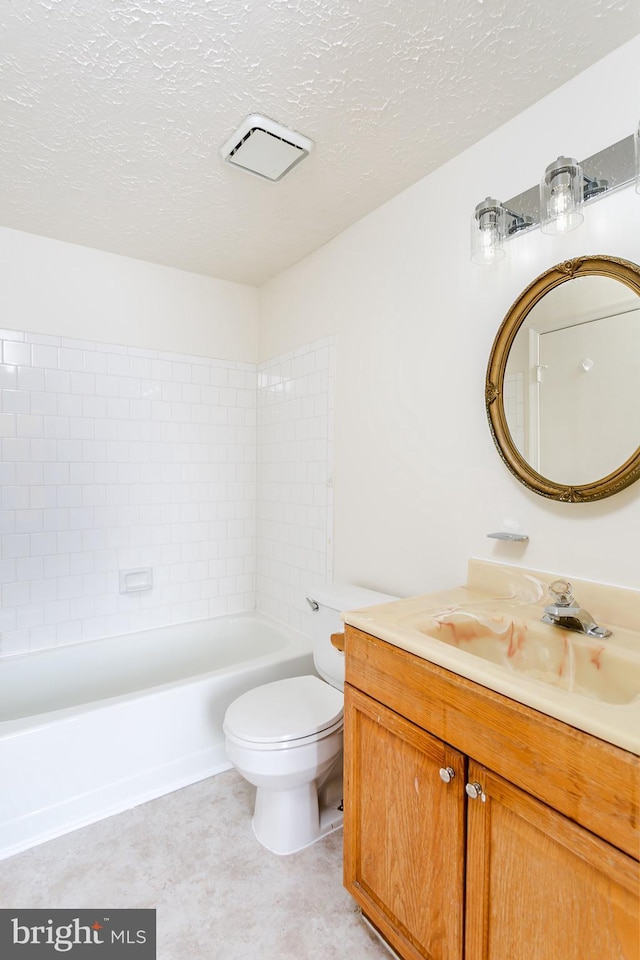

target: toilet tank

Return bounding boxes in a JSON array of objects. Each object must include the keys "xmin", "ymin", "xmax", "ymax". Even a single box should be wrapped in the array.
[{"xmin": 306, "ymin": 583, "xmax": 399, "ymax": 690}]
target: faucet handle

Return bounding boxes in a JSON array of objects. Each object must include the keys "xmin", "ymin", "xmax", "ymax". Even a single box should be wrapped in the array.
[{"xmin": 548, "ymin": 580, "xmax": 575, "ymax": 607}]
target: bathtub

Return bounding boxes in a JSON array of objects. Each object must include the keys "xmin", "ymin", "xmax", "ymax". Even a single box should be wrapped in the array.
[{"xmin": 0, "ymin": 613, "xmax": 314, "ymax": 860}]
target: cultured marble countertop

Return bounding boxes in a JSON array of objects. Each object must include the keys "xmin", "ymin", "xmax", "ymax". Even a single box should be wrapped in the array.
[{"xmin": 343, "ymin": 560, "xmax": 640, "ymax": 756}]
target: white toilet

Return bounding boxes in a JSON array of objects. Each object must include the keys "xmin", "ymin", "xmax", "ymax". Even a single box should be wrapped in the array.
[{"xmin": 223, "ymin": 584, "xmax": 397, "ymax": 855}]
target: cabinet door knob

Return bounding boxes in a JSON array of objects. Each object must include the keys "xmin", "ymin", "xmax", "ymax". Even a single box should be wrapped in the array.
[
  {"xmin": 465, "ymin": 781, "xmax": 485, "ymax": 800},
  {"xmin": 439, "ymin": 767, "xmax": 456, "ymax": 783}
]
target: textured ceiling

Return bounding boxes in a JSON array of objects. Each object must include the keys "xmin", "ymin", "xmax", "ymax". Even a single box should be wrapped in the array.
[{"xmin": 1, "ymin": 0, "xmax": 638, "ymax": 286}]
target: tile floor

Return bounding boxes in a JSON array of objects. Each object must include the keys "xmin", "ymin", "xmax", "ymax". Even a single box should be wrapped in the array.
[{"xmin": 0, "ymin": 770, "xmax": 392, "ymax": 959}]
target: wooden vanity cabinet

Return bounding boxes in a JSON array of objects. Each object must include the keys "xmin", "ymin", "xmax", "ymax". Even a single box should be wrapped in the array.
[
  {"xmin": 343, "ymin": 626, "xmax": 640, "ymax": 960},
  {"xmin": 344, "ymin": 686, "xmax": 466, "ymax": 960}
]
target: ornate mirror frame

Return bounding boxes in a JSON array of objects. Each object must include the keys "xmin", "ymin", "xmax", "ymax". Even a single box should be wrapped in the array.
[{"xmin": 486, "ymin": 254, "xmax": 640, "ymax": 502}]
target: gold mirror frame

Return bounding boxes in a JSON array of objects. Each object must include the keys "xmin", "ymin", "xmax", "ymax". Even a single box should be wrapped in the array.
[{"xmin": 486, "ymin": 255, "xmax": 640, "ymax": 502}]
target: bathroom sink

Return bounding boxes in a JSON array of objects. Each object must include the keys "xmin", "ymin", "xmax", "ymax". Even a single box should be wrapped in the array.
[
  {"xmin": 420, "ymin": 612, "xmax": 640, "ymax": 705},
  {"xmin": 343, "ymin": 560, "xmax": 640, "ymax": 754}
]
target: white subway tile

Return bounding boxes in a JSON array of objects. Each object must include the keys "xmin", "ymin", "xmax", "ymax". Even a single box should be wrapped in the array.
[
  {"xmin": 3, "ymin": 341, "xmax": 31, "ymax": 366},
  {"xmin": 17, "ymin": 366, "xmax": 46, "ymax": 392},
  {"xmin": 2, "ymin": 389, "xmax": 30, "ymax": 414},
  {"xmin": 95, "ymin": 374, "xmax": 119, "ymax": 397},
  {"xmin": 0, "ymin": 333, "xmax": 304, "ymax": 651},
  {"xmin": 43, "ymin": 369, "xmax": 70, "ymax": 393},
  {"xmin": 27, "ymin": 334, "xmax": 60, "ymax": 350},
  {"xmin": 69, "ymin": 595, "xmax": 95, "ymax": 620},
  {"xmin": 57, "ymin": 575, "xmax": 84, "ymax": 599},
  {"xmin": 70, "ymin": 372, "xmax": 96, "ymax": 395},
  {"xmin": 0, "ymin": 559, "xmax": 16, "ymax": 585},
  {"xmin": 2, "ymin": 579, "xmax": 31, "ymax": 607},
  {"xmin": 171, "ymin": 361, "xmax": 191, "ymax": 383},
  {"xmin": 82, "ymin": 572, "xmax": 108, "ymax": 595},
  {"xmin": 17, "ymin": 414, "xmax": 43, "ymax": 438},
  {"xmin": 30, "ymin": 438, "xmax": 57, "ymax": 461},
  {"xmin": 151, "ymin": 358, "xmax": 172, "ymax": 380},
  {"xmin": 81, "ymin": 528, "xmax": 106, "ymax": 552},
  {"xmin": 68, "ymin": 507, "xmax": 94, "ymax": 529},
  {"xmin": 43, "ymin": 462, "xmax": 70, "ymax": 485},
  {"xmin": 55, "ymin": 530, "xmax": 83, "ymax": 554},
  {"xmin": 3, "ymin": 483, "xmax": 30, "ymax": 509},
  {"xmin": 43, "ymin": 554, "xmax": 69, "ymax": 579},
  {"xmin": 118, "ymin": 376, "xmax": 141, "ymax": 399},
  {"xmin": 81, "ymin": 617, "xmax": 106, "ymax": 641},
  {"xmin": 31, "ymin": 344, "xmax": 59, "ymax": 369},
  {"xmin": 44, "ymin": 415, "xmax": 70, "ymax": 439},
  {"xmin": 52, "ymin": 484, "xmax": 81, "ymax": 509},
  {"xmin": 57, "ymin": 394, "xmax": 76, "ymax": 417},
  {"xmin": 43, "ymin": 598, "xmax": 70, "ymax": 624},
  {"xmin": 0, "ymin": 510, "xmax": 16, "ymax": 535},
  {"xmin": 0, "ymin": 413, "xmax": 16, "ymax": 438},
  {"xmin": 81, "ymin": 439, "xmax": 106, "ymax": 461},
  {"xmin": 17, "ymin": 604, "xmax": 45, "ymax": 629},
  {"xmin": 56, "ymin": 621, "xmax": 83, "ymax": 645},
  {"xmin": 0, "ymin": 364, "xmax": 18, "ymax": 389},
  {"xmin": 140, "ymin": 380, "xmax": 161, "ymax": 401},
  {"xmin": 127, "ymin": 345, "xmax": 156, "ymax": 360},
  {"xmin": 2, "ymin": 533, "xmax": 32, "ymax": 559},
  {"xmin": 83, "ymin": 350, "xmax": 108, "ymax": 374},
  {"xmin": 15, "ymin": 509, "xmax": 44, "ymax": 534},
  {"xmin": 58, "ymin": 348, "xmax": 84, "ymax": 371},
  {"xmin": 130, "ymin": 356, "xmax": 152, "ymax": 379},
  {"xmin": 82, "ymin": 395, "xmax": 108, "ymax": 418},
  {"xmin": 107, "ymin": 354, "xmax": 131, "ymax": 376},
  {"xmin": 27, "ymin": 625, "xmax": 57, "ymax": 651}
]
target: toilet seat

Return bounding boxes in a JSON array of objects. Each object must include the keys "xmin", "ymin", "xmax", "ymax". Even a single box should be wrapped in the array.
[{"xmin": 223, "ymin": 675, "xmax": 343, "ymax": 750}]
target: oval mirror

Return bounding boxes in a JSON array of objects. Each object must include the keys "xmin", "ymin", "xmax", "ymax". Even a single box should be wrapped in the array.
[{"xmin": 486, "ymin": 255, "xmax": 640, "ymax": 501}]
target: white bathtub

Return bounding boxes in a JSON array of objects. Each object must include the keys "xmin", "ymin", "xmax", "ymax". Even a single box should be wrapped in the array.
[{"xmin": 0, "ymin": 612, "xmax": 313, "ymax": 860}]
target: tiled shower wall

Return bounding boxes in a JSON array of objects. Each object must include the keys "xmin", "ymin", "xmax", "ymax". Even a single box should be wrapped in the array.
[
  {"xmin": 256, "ymin": 338, "xmax": 335, "ymax": 635},
  {"xmin": 0, "ymin": 329, "xmax": 257, "ymax": 656}
]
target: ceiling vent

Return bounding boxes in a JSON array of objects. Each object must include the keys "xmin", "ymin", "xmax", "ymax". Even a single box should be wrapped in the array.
[{"xmin": 219, "ymin": 114, "xmax": 314, "ymax": 182}]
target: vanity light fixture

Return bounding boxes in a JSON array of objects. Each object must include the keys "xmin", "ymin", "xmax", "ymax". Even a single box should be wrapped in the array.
[{"xmin": 471, "ymin": 132, "xmax": 636, "ymax": 263}]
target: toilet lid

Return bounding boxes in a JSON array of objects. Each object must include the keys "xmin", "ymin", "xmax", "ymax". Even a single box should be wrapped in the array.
[{"xmin": 223, "ymin": 675, "xmax": 344, "ymax": 744}]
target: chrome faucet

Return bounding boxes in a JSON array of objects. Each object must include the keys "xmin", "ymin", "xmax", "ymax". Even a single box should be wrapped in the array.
[{"xmin": 541, "ymin": 580, "xmax": 612, "ymax": 638}]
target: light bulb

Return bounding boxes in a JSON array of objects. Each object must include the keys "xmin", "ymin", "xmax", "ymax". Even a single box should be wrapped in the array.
[
  {"xmin": 549, "ymin": 184, "xmax": 573, "ymax": 233},
  {"xmin": 541, "ymin": 157, "xmax": 584, "ymax": 235},
  {"xmin": 471, "ymin": 198, "xmax": 506, "ymax": 264}
]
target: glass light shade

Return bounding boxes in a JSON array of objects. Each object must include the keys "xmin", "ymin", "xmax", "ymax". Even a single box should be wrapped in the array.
[
  {"xmin": 540, "ymin": 156, "xmax": 584, "ymax": 234},
  {"xmin": 471, "ymin": 197, "xmax": 506, "ymax": 265}
]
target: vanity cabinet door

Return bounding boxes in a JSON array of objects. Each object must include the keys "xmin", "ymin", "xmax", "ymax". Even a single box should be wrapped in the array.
[
  {"xmin": 465, "ymin": 760, "xmax": 640, "ymax": 960},
  {"xmin": 343, "ymin": 684, "xmax": 466, "ymax": 960}
]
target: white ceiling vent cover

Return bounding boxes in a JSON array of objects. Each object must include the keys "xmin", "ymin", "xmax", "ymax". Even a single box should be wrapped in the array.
[{"xmin": 220, "ymin": 114, "xmax": 314, "ymax": 182}]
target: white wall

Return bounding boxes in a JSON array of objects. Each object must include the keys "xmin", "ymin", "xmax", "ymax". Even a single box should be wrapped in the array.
[
  {"xmin": 258, "ymin": 37, "xmax": 640, "ymax": 596},
  {"xmin": 0, "ymin": 226, "xmax": 258, "ymax": 362}
]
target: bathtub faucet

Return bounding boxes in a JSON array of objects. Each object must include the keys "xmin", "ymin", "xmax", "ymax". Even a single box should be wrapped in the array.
[{"xmin": 541, "ymin": 580, "xmax": 611, "ymax": 639}]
